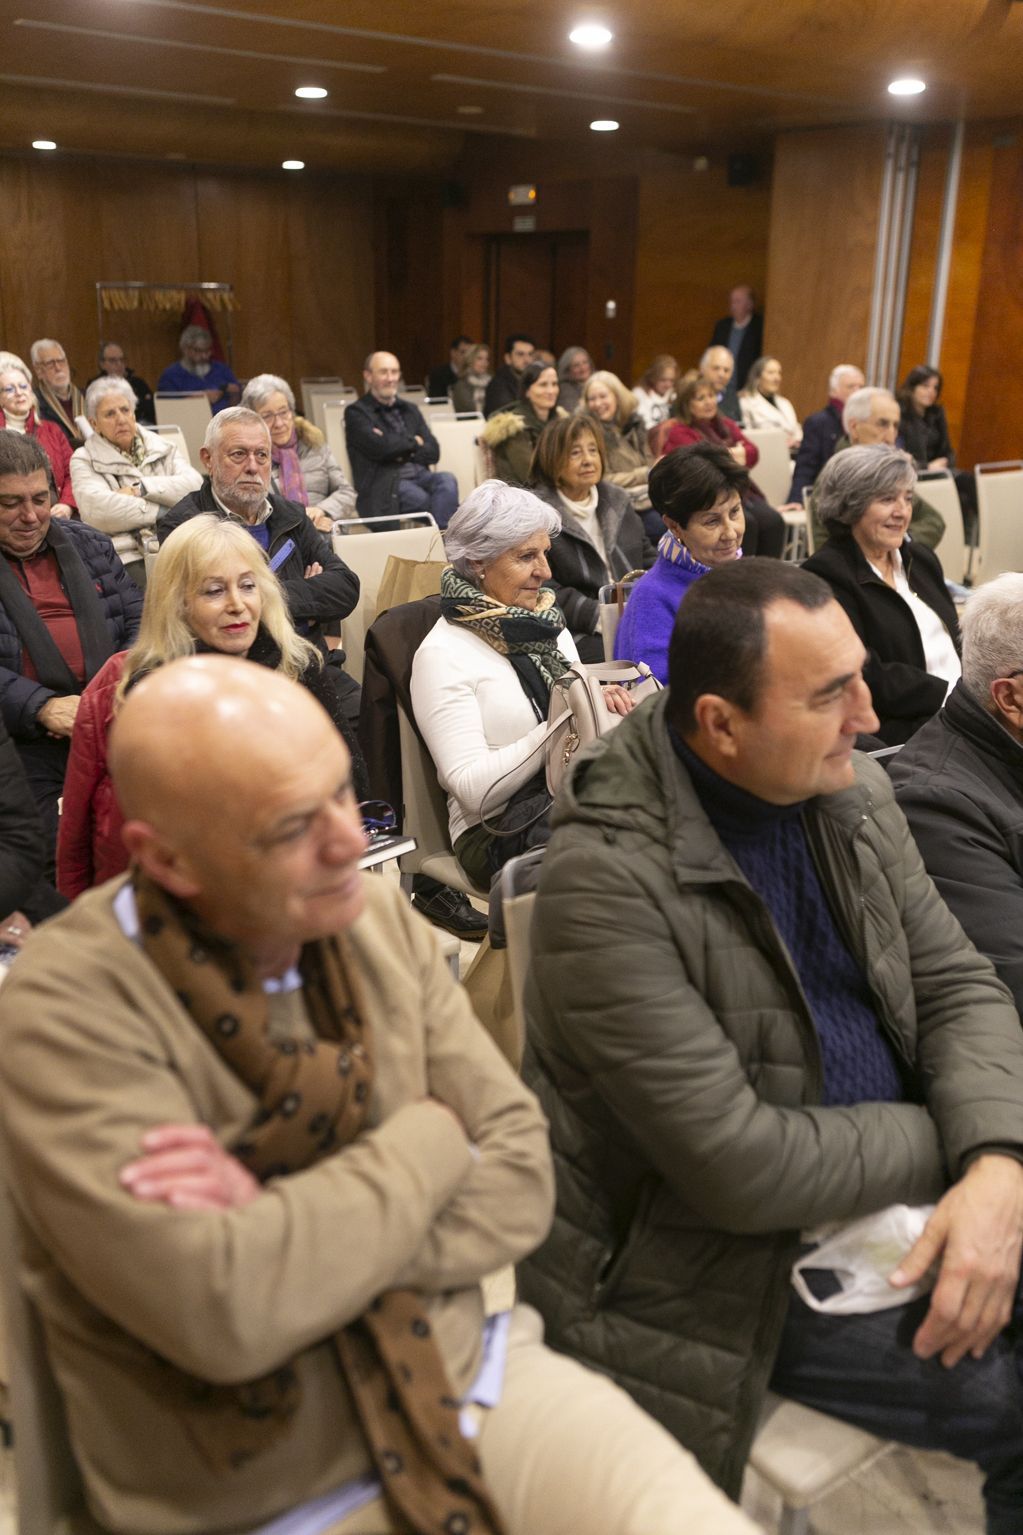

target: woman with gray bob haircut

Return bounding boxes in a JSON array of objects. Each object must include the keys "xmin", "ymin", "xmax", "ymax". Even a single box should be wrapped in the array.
[
  {"xmin": 803, "ymin": 443, "xmax": 960, "ymax": 743},
  {"xmin": 70, "ymin": 375, "xmax": 201, "ymax": 587},
  {"xmin": 241, "ymin": 373, "xmax": 355, "ymax": 530},
  {"xmin": 411, "ymin": 481, "xmax": 632, "ymax": 885}
]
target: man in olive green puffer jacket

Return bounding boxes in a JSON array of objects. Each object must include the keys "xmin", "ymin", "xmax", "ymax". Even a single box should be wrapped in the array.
[{"xmin": 520, "ymin": 559, "xmax": 1023, "ymax": 1528}]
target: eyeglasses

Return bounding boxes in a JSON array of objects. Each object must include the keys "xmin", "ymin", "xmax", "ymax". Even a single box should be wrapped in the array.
[
  {"xmin": 259, "ymin": 408, "xmax": 293, "ymax": 425},
  {"xmin": 0, "ymin": 384, "xmax": 29, "ymax": 399},
  {"xmin": 36, "ymin": 357, "xmax": 67, "ymax": 372},
  {"xmin": 359, "ymin": 800, "xmax": 397, "ymax": 834}
]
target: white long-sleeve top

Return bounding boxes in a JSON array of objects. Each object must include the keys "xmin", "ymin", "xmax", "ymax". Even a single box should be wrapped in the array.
[
  {"xmin": 739, "ymin": 390, "xmax": 802, "ymax": 446},
  {"xmin": 410, "ymin": 616, "xmax": 579, "ymax": 845}
]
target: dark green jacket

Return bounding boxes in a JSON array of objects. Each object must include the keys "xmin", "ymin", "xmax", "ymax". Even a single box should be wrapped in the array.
[
  {"xmin": 519, "ymin": 692, "xmax": 1023, "ymax": 1496},
  {"xmin": 809, "ymin": 434, "xmax": 945, "ymax": 551}
]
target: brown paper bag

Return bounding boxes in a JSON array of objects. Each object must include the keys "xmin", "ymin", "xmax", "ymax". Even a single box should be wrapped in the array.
[{"xmin": 376, "ymin": 556, "xmax": 447, "ymax": 616}]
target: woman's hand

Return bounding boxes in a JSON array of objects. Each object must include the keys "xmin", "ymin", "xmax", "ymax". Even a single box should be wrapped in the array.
[
  {"xmin": 0, "ymin": 912, "xmax": 31, "ymax": 950},
  {"xmin": 50, "ymin": 503, "xmax": 73, "ymax": 519},
  {"xmin": 602, "ymin": 685, "xmax": 635, "ymax": 717},
  {"xmin": 306, "ymin": 506, "xmax": 334, "ymax": 534},
  {"xmin": 729, "ymin": 444, "xmax": 747, "ymax": 466},
  {"xmin": 928, "ymin": 457, "xmax": 949, "ymax": 471}
]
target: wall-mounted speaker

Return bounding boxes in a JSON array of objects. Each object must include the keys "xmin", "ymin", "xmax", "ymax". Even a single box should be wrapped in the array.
[{"xmin": 726, "ymin": 154, "xmax": 761, "ymax": 187}]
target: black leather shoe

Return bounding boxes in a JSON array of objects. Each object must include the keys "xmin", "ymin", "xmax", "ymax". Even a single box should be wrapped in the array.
[{"xmin": 412, "ymin": 885, "xmax": 487, "ymax": 941}]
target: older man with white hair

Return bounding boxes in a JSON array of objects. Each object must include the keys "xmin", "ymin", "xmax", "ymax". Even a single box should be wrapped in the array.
[
  {"xmin": 788, "ymin": 362, "xmax": 865, "ymax": 502},
  {"xmin": 157, "ymin": 324, "xmax": 240, "ymax": 413},
  {"xmin": 892, "ymin": 572, "xmax": 1023, "ymax": 1017},
  {"xmin": 807, "ymin": 387, "xmax": 945, "ymax": 550},
  {"xmin": 30, "ymin": 336, "xmax": 86, "ymax": 447},
  {"xmin": 699, "ymin": 345, "xmax": 741, "ymax": 423}
]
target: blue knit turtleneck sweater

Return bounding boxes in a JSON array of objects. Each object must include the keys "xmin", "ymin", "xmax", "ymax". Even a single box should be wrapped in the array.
[{"xmin": 671, "ymin": 730, "xmax": 904, "ymax": 1107}]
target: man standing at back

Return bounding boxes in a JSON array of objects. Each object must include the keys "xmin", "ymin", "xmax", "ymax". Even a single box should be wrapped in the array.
[
  {"xmin": 521, "ymin": 559, "xmax": 1023, "ymax": 1527},
  {"xmin": 709, "ymin": 284, "xmax": 763, "ymax": 394},
  {"xmin": 345, "ymin": 352, "xmax": 458, "ymax": 528},
  {"xmin": 0, "ymin": 655, "xmax": 757, "ymax": 1535}
]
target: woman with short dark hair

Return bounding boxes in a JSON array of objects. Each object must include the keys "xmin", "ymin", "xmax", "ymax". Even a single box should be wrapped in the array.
[
  {"xmin": 528, "ymin": 414, "xmax": 655, "ymax": 661},
  {"xmin": 614, "ymin": 444, "xmax": 748, "ymax": 682},
  {"xmin": 803, "ymin": 443, "xmax": 960, "ymax": 743}
]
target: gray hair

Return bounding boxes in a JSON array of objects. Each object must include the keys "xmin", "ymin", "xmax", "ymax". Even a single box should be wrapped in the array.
[
  {"xmin": 961, "ymin": 574, "xmax": 1023, "ymax": 705},
  {"xmin": 202, "ymin": 406, "xmax": 270, "ymax": 453},
  {"xmin": 443, "ymin": 480, "xmax": 561, "ymax": 583},
  {"xmin": 815, "ymin": 444, "xmax": 917, "ymax": 534},
  {"xmin": 843, "ymin": 386, "xmax": 897, "ymax": 432},
  {"xmin": 85, "ymin": 375, "xmax": 136, "ymax": 419},
  {"xmin": 557, "ymin": 346, "xmax": 592, "ymax": 382},
  {"xmin": 0, "ymin": 352, "xmax": 31, "ymax": 383},
  {"xmin": 828, "ymin": 363, "xmax": 864, "ymax": 394},
  {"xmin": 180, "ymin": 325, "xmax": 212, "ymax": 351},
  {"xmin": 29, "ymin": 338, "xmax": 63, "ymax": 368},
  {"xmin": 241, "ymin": 373, "xmax": 296, "ymax": 414},
  {"xmin": 700, "ymin": 345, "xmax": 733, "ymax": 373}
]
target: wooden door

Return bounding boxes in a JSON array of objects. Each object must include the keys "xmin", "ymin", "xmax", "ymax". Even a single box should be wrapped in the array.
[{"xmin": 483, "ymin": 231, "xmax": 590, "ymax": 356}]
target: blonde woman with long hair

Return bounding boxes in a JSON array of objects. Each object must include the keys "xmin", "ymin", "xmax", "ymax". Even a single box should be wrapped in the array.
[{"xmin": 57, "ymin": 516, "xmax": 366, "ymax": 897}]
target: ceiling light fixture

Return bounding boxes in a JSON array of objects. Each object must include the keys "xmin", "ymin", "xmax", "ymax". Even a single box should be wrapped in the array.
[
  {"xmin": 590, "ymin": 118, "xmax": 619, "ymax": 131},
  {"xmin": 282, "ymin": 159, "xmax": 305, "ymax": 169},
  {"xmin": 295, "ymin": 85, "xmax": 328, "ymax": 99},
  {"xmin": 32, "ymin": 138, "xmax": 57, "ymax": 150},
  {"xmin": 569, "ymin": 23, "xmax": 613, "ymax": 49},
  {"xmin": 888, "ymin": 77, "xmax": 926, "ymax": 96}
]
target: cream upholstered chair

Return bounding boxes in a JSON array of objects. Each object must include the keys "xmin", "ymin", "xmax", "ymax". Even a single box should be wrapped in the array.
[
  {"xmin": 970, "ymin": 461, "xmax": 1023, "ymax": 586},
  {"xmin": 154, "ymin": 391, "xmax": 210, "ymax": 468},
  {"xmin": 396, "ymin": 706, "xmax": 489, "ymax": 904},
  {"xmin": 330, "ymin": 514, "xmax": 444, "ymax": 685},
  {"xmin": 742, "ymin": 427, "xmax": 793, "ymax": 507},
  {"xmin": 917, "ymin": 471, "xmax": 967, "ymax": 586}
]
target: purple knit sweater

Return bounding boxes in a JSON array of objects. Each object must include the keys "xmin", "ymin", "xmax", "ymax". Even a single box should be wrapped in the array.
[{"xmin": 613, "ymin": 539, "xmax": 708, "ymax": 682}]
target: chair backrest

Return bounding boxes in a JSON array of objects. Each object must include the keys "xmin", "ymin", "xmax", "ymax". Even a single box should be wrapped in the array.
[
  {"xmin": 332, "ymin": 516, "xmax": 444, "ymax": 684},
  {"xmin": 152, "ymin": 420, "xmax": 190, "ymax": 467},
  {"xmin": 0, "ymin": 1167, "xmax": 87, "ymax": 1534},
  {"xmin": 742, "ymin": 427, "xmax": 792, "ymax": 507},
  {"xmin": 973, "ymin": 461, "xmax": 1023, "ymax": 586},
  {"xmin": 801, "ymin": 484, "xmax": 818, "ymax": 555},
  {"xmin": 917, "ymin": 471, "xmax": 967, "ymax": 585},
  {"xmin": 397, "ymin": 383, "xmax": 426, "ymax": 401},
  {"xmin": 395, "ymin": 704, "xmax": 458, "ymax": 873},
  {"xmin": 500, "ymin": 848, "xmax": 546, "ymax": 1064},
  {"xmin": 597, "ymin": 577, "xmax": 641, "ymax": 662},
  {"xmin": 299, "ymin": 376, "xmax": 343, "ymax": 423},
  {"xmin": 421, "ymin": 398, "xmax": 454, "ymax": 422},
  {"xmin": 321, "ymin": 399, "xmax": 353, "ymax": 482},
  {"xmin": 429, "ymin": 414, "xmax": 485, "ymax": 501},
  {"xmin": 154, "ymin": 392, "xmax": 211, "ymax": 468}
]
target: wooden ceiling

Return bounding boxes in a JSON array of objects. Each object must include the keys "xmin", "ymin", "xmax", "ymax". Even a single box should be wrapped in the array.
[{"xmin": 0, "ymin": 0, "xmax": 1020, "ymax": 174}]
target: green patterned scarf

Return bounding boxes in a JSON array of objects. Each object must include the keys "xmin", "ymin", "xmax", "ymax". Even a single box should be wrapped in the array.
[{"xmin": 440, "ymin": 566, "xmax": 571, "ymax": 702}]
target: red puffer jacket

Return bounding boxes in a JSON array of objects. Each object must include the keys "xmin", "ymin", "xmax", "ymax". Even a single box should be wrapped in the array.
[
  {"xmin": 56, "ymin": 651, "xmax": 128, "ymax": 899},
  {"xmin": 0, "ymin": 408, "xmax": 77, "ymax": 508}
]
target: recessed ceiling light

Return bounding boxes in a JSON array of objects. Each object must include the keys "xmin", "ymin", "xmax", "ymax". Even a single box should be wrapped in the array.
[
  {"xmin": 282, "ymin": 159, "xmax": 305, "ymax": 170},
  {"xmin": 569, "ymin": 23, "xmax": 613, "ymax": 49},
  {"xmin": 295, "ymin": 85, "xmax": 328, "ymax": 100},
  {"xmin": 457, "ymin": 105, "xmax": 484, "ymax": 115},
  {"xmin": 590, "ymin": 119, "xmax": 619, "ymax": 132},
  {"xmin": 32, "ymin": 139, "xmax": 57, "ymax": 151},
  {"xmin": 888, "ymin": 77, "xmax": 926, "ymax": 96}
]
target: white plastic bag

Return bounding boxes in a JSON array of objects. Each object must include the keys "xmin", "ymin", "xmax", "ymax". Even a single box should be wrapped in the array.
[{"xmin": 791, "ymin": 1203, "xmax": 937, "ymax": 1315}]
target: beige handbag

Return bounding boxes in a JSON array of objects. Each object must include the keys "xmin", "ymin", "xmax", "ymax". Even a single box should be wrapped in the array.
[{"xmin": 546, "ymin": 660, "xmax": 660, "ymax": 794}]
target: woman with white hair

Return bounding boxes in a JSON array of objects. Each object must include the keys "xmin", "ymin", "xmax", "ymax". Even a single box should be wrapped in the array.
[
  {"xmin": 70, "ymin": 377, "xmax": 202, "ymax": 587},
  {"xmin": 241, "ymin": 373, "xmax": 356, "ymax": 530},
  {"xmin": 802, "ymin": 443, "xmax": 960, "ymax": 743},
  {"xmin": 556, "ymin": 346, "xmax": 594, "ymax": 413},
  {"xmin": 57, "ymin": 515, "xmax": 365, "ymax": 899},
  {"xmin": 0, "ymin": 351, "xmax": 75, "ymax": 515},
  {"xmin": 410, "ymin": 481, "xmax": 632, "ymax": 885}
]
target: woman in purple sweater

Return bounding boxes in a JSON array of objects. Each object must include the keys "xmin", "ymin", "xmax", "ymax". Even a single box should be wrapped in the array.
[{"xmin": 615, "ymin": 443, "xmax": 749, "ymax": 682}]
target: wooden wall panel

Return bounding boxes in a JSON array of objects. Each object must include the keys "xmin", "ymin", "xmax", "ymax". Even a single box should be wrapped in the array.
[
  {"xmin": 764, "ymin": 124, "xmax": 887, "ymax": 421},
  {"xmin": 632, "ymin": 155, "xmax": 772, "ymax": 386},
  {"xmin": 960, "ymin": 130, "xmax": 1023, "ymax": 467},
  {"xmin": 0, "ymin": 153, "xmax": 376, "ymax": 397}
]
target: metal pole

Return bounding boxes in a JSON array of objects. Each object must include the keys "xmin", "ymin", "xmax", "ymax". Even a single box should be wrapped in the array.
[
  {"xmin": 888, "ymin": 130, "xmax": 920, "ymax": 390},
  {"xmin": 927, "ymin": 119, "xmax": 966, "ymax": 367},
  {"xmin": 866, "ymin": 126, "xmax": 897, "ymax": 383},
  {"xmin": 877, "ymin": 127, "xmax": 909, "ymax": 386}
]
